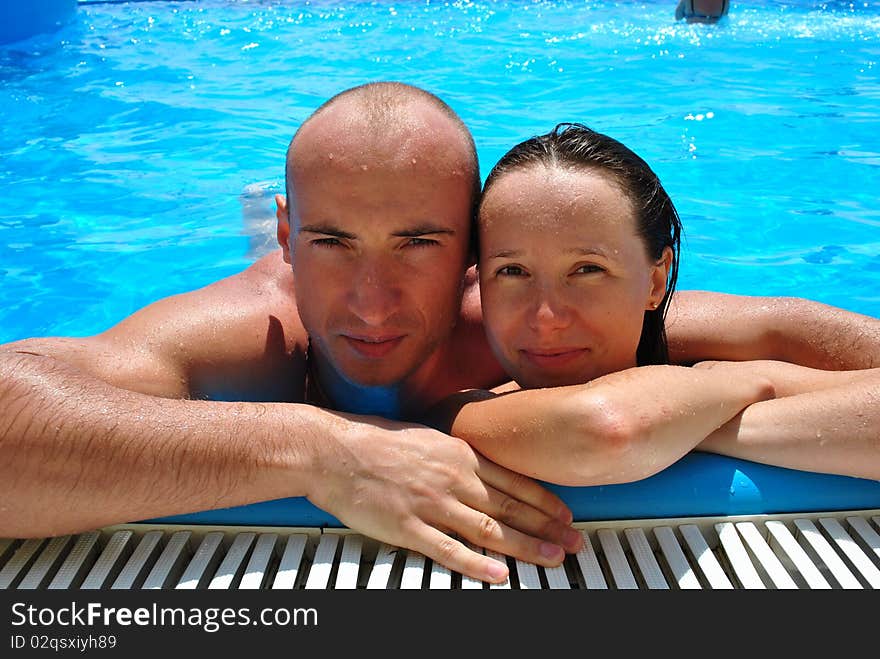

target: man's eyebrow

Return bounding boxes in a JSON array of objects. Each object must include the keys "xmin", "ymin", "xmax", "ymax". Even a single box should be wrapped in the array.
[
  {"xmin": 393, "ymin": 225, "xmax": 457, "ymax": 238},
  {"xmin": 299, "ymin": 223, "xmax": 456, "ymax": 239},
  {"xmin": 299, "ymin": 224, "xmax": 357, "ymax": 239}
]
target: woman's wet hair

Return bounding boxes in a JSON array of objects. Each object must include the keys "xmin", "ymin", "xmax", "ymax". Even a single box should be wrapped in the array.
[{"xmin": 480, "ymin": 122, "xmax": 682, "ymax": 366}]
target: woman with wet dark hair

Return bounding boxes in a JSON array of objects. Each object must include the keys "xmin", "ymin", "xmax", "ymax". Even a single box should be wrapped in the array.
[
  {"xmin": 423, "ymin": 124, "xmax": 880, "ymax": 486},
  {"xmin": 480, "ymin": 122, "xmax": 681, "ymax": 373}
]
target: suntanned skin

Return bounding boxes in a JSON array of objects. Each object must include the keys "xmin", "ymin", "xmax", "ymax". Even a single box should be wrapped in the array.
[
  {"xmin": 2, "ymin": 83, "xmax": 879, "ymax": 585},
  {"xmin": 696, "ymin": 360, "xmax": 880, "ymax": 480},
  {"xmin": 422, "ymin": 159, "xmax": 880, "ymax": 484},
  {"xmin": 667, "ymin": 291, "xmax": 880, "ymax": 371},
  {"xmin": 0, "ymin": 87, "xmax": 583, "ymax": 585}
]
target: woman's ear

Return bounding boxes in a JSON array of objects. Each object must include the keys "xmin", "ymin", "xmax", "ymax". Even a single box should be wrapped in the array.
[
  {"xmin": 647, "ymin": 246, "xmax": 673, "ymax": 309},
  {"xmin": 275, "ymin": 194, "xmax": 292, "ymax": 264}
]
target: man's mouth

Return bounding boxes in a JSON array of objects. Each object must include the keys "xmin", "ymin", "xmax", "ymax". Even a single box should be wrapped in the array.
[{"xmin": 342, "ymin": 334, "xmax": 406, "ymax": 358}]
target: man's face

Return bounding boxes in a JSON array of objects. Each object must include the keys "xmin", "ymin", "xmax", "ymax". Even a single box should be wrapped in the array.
[{"xmin": 279, "ymin": 109, "xmax": 475, "ymax": 387}]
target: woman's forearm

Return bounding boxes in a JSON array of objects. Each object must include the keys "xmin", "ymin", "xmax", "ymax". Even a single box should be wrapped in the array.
[
  {"xmin": 698, "ymin": 375, "xmax": 880, "ymax": 480},
  {"xmin": 693, "ymin": 360, "xmax": 880, "ymax": 397},
  {"xmin": 443, "ymin": 365, "xmax": 774, "ymax": 486}
]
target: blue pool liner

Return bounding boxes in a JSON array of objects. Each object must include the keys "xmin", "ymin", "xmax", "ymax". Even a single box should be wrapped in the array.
[
  {"xmin": 147, "ymin": 452, "xmax": 880, "ymax": 528},
  {"xmin": 0, "ymin": 0, "xmax": 77, "ymax": 45}
]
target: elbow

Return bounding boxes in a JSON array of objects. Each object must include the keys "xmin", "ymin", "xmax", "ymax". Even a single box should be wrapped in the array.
[{"xmin": 560, "ymin": 395, "xmax": 655, "ymax": 486}]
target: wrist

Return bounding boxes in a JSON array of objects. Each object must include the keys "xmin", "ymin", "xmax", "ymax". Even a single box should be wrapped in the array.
[{"xmin": 255, "ymin": 402, "xmax": 354, "ymax": 504}]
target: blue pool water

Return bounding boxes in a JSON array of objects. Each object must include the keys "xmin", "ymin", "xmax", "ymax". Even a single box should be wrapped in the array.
[{"xmin": 1, "ymin": 0, "xmax": 878, "ymax": 344}]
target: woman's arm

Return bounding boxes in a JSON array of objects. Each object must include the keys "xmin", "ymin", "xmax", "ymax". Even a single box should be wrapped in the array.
[
  {"xmin": 695, "ymin": 361, "xmax": 880, "ymax": 480},
  {"xmin": 423, "ymin": 365, "xmax": 775, "ymax": 486}
]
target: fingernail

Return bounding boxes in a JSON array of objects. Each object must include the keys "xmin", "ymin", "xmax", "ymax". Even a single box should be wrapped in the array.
[
  {"xmin": 540, "ymin": 542, "xmax": 564, "ymax": 561},
  {"xmin": 564, "ymin": 528, "xmax": 583, "ymax": 551},
  {"xmin": 558, "ymin": 507, "xmax": 573, "ymax": 525},
  {"xmin": 487, "ymin": 560, "xmax": 508, "ymax": 581}
]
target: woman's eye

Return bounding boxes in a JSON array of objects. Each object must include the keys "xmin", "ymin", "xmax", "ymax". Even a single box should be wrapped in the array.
[
  {"xmin": 574, "ymin": 264, "xmax": 604, "ymax": 275},
  {"xmin": 497, "ymin": 265, "xmax": 527, "ymax": 277}
]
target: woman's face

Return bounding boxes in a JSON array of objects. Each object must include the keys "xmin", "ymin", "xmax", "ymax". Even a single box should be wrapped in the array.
[{"xmin": 478, "ymin": 164, "xmax": 670, "ymax": 389}]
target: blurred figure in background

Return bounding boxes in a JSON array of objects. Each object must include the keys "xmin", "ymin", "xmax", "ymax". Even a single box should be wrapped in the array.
[
  {"xmin": 240, "ymin": 180, "xmax": 283, "ymax": 260},
  {"xmin": 676, "ymin": 0, "xmax": 729, "ymax": 23}
]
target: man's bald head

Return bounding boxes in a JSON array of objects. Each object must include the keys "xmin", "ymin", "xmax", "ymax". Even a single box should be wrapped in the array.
[
  {"xmin": 285, "ymin": 82, "xmax": 480, "ymax": 231},
  {"xmin": 276, "ymin": 83, "xmax": 482, "ymax": 391}
]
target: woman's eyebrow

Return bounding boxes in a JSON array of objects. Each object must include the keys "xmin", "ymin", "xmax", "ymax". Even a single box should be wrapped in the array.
[
  {"xmin": 487, "ymin": 247, "xmax": 610, "ymax": 259},
  {"xmin": 486, "ymin": 249, "xmax": 522, "ymax": 259},
  {"xmin": 565, "ymin": 246, "xmax": 610, "ymax": 257}
]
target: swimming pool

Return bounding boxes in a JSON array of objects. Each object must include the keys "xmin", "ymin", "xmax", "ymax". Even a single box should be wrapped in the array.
[{"xmin": 1, "ymin": 0, "xmax": 878, "ymax": 345}]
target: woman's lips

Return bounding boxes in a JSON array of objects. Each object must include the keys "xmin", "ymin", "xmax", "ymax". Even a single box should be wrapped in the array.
[
  {"xmin": 342, "ymin": 334, "xmax": 406, "ymax": 358},
  {"xmin": 520, "ymin": 348, "xmax": 588, "ymax": 369}
]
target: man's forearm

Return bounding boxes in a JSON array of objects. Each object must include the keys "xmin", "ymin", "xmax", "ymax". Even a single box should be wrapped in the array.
[
  {"xmin": 766, "ymin": 298, "xmax": 880, "ymax": 369},
  {"xmin": 668, "ymin": 292, "xmax": 880, "ymax": 369},
  {"xmin": 0, "ymin": 350, "xmax": 328, "ymax": 537}
]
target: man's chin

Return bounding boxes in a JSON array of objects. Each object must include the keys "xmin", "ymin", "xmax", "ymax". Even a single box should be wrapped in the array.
[
  {"xmin": 337, "ymin": 359, "xmax": 416, "ymax": 388},
  {"xmin": 345, "ymin": 375, "xmax": 411, "ymax": 391}
]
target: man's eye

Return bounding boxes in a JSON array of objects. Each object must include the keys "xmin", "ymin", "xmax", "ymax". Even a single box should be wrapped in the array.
[
  {"xmin": 497, "ymin": 265, "xmax": 526, "ymax": 277},
  {"xmin": 406, "ymin": 238, "xmax": 439, "ymax": 248},
  {"xmin": 574, "ymin": 264, "xmax": 604, "ymax": 274},
  {"xmin": 312, "ymin": 238, "xmax": 342, "ymax": 247}
]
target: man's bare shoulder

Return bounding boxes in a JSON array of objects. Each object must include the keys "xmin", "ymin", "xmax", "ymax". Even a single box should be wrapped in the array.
[
  {"xmin": 201, "ymin": 249, "xmax": 294, "ymax": 298},
  {"xmin": 110, "ymin": 249, "xmax": 299, "ymax": 336},
  {"xmin": 98, "ymin": 249, "xmax": 308, "ymax": 400},
  {"xmin": 446, "ymin": 269, "xmax": 508, "ymax": 390}
]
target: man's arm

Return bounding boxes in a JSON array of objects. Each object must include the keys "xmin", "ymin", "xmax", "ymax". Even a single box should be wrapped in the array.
[
  {"xmin": 0, "ymin": 348, "xmax": 581, "ymax": 580},
  {"xmin": 667, "ymin": 291, "xmax": 880, "ymax": 369},
  {"xmin": 0, "ymin": 254, "xmax": 579, "ymax": 583},
  {"xmin": 423, "ymin": 365, "xmax": 775, "ymax": 486},
  {"xmin": 695, "ymin": 361, "xmax": 880, "ymax": 480}
]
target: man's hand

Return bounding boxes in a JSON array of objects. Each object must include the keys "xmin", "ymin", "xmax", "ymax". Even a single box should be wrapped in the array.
[{"xmin": 305, "ymin": 416, "xmax": 583, "ymax": 584}]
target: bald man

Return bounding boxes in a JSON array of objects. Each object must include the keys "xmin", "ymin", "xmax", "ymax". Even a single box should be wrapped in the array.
[{"xmin": 1, "ymin": 82, "xmax": 878, "ymax": 584}]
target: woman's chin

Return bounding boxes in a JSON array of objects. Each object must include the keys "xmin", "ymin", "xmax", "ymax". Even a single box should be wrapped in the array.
[{"xmin": 515, "ymin": 371, "xmax": 591, "ymax": 390}]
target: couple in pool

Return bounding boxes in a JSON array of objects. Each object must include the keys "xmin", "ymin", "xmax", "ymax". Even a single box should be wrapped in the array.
[{"xmin": 1, "ymin": 81, "xmax": 878, "ymax": 584}]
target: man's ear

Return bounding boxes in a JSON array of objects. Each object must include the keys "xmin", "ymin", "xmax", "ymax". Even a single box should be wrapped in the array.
[
  {"xmin": 647, "ymin": 246, "xmax": 673, "ymax": 309},
  {"xmin": 275, "ymin": 194, "xmax": 292, "ymax": 264},
  {"xmin": 466, "ymin": 245, "xmax": 478, "ymax": 269}
]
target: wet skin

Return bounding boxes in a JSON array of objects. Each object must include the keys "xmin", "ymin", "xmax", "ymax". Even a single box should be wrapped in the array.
[{"xmin": 478, "ymin": 164, "xmax": 671, "ymax": 389}]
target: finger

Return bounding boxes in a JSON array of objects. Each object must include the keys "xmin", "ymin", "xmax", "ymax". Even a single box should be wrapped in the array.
[
  {"xmin": 480, "ymin": 483, "xmax": 583, "ymax": 554},
  {"xmin": 412, "ymin": 524, "xmax": 509, "ymax": 584},
  {"xmin": 475, "ymin": 454, "xmax": 574, "ymax": 524},
  {"xmin": 443, "ymin": 501, "xmax": 570, "ymax": 569}
]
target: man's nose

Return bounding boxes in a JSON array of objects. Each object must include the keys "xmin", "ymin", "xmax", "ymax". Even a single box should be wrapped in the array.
[{"xmin": 348, "ymin": 260, "xmax": 402, "ymax": 326}]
